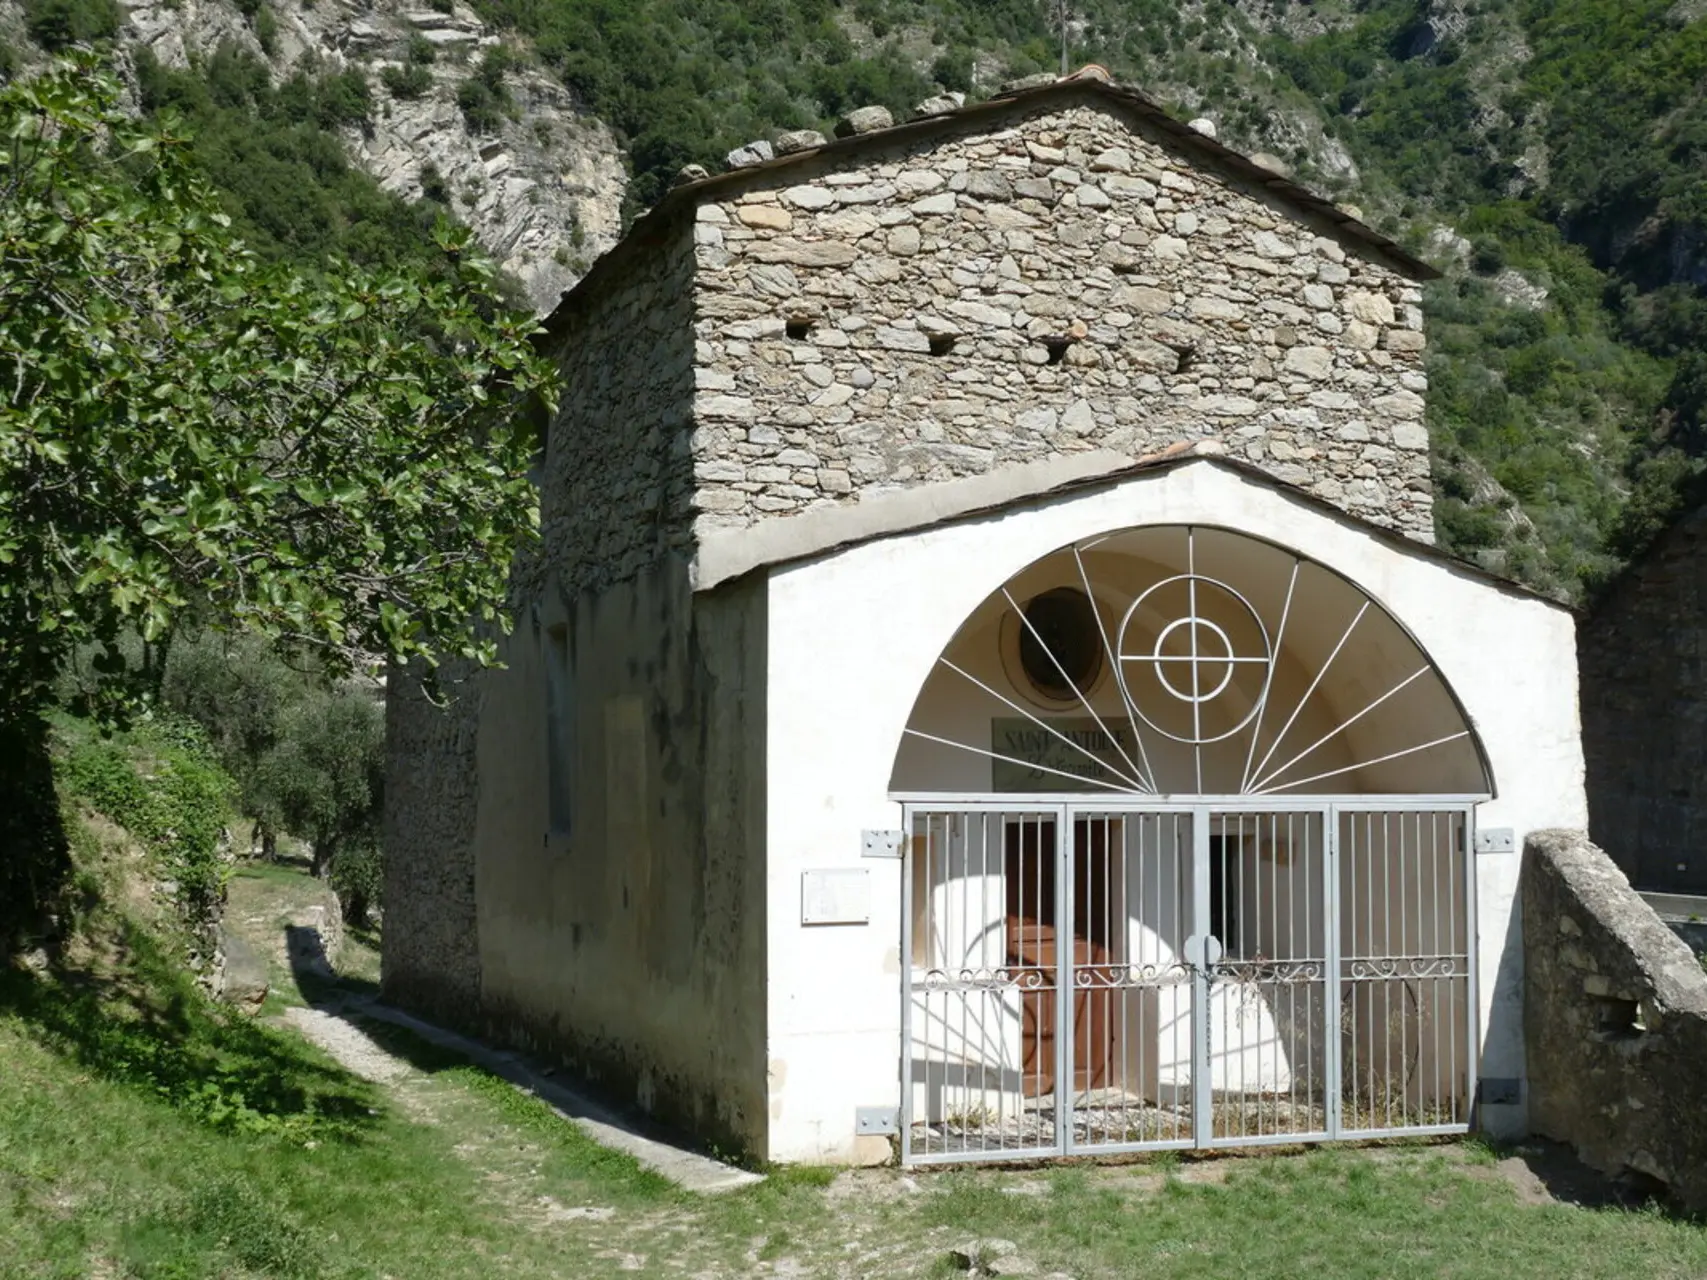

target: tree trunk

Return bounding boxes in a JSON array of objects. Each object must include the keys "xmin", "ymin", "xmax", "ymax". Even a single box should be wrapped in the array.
[
  {"xmin": 0, "ymin": 715, "xmax": 72, "ymax": 956},
  {"xmin": 341, "ymin": 886, "xmax": 369, "ymax": 930},
  {"xmin": 251, "ymin": 819, "xmax": 278, "ymax": 862},
  {"xmin": 310, "ymin": 837, "xmax": 334, "ymax": 879}
]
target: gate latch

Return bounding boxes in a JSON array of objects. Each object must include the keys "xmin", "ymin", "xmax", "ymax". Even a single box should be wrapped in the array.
[{"xmin": 1182, "ymin": 934, "xmax": 1225, "ymax": 972}]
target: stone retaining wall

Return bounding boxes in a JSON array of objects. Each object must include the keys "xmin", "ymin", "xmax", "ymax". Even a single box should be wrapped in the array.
[
  {"xmin": 1522, "ymin": 829, "xmax": 1707, "ymax": 1210},
  {"xmin": 688, "ymin": 94, "xmax": 1434, "ymax": 546}
]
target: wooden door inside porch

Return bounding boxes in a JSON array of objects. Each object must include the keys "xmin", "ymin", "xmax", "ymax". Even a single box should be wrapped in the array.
[{"xmin": 1004, "ymin": 818, "xmax": 1121, "ymax": 1096}]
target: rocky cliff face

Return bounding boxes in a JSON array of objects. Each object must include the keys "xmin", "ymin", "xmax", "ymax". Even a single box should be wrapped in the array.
[{"xmin": 15, "ymin": 0, "xmax": 629, "ymax": 315}]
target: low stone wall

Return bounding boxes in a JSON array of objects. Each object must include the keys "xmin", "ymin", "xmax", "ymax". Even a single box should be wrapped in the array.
[{"xmin": 1522, "ymin": 830, "xmax": 1707, "ymax": 1210}]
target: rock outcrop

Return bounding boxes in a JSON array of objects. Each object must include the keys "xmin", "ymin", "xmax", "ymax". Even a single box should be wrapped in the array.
[{"xmin": 17, "ymin": 0, "xmax": 629, "ymax": 315}]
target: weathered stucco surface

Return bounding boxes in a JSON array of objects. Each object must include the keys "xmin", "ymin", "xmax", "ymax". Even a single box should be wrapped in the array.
[
  {"xmin": 1580, "ymin": 503, "xmax": 1707, "ymax": 894},
  {"xmin": 690, "ymin": 92, "xmax": 1433, "ymax": 545},
  {"xmin": 383, "ymin": 220, "xmax": 770, "ymax": 1153},
  {"xmin": 384, "ymin": 566, "xmax": 771, "ymax": 1154},
  {"xmin": 764, "ymin": 460, "xmax": 1582, "ymax": 1161},
  {"xmin": 469, "ymin": 560, "xmax": 770, "ymax": 1154},
  {"xmin": 1522, "ymin": 829, "xmax": 1707, "ymax": 1210}
]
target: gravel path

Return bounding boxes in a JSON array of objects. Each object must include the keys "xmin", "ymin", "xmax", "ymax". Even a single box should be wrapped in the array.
[{"xmin": 278, "ymin": 1004, "xmax": 414, "ymax": 1084}]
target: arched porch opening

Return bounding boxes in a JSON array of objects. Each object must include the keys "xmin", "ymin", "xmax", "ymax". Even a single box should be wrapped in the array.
[
  {"xmin": 890, "ymin": 525, "xmax": 1488, "ymax": 1164},
  {"xmin": 889, "ymin": 523, "xmax": 1492, "ymax": 800}
]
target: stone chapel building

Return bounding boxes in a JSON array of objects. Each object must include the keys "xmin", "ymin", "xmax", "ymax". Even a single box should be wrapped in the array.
[{"xmin": 384, "ymin": 70, "xmax": 1587, "ymax": 1166}]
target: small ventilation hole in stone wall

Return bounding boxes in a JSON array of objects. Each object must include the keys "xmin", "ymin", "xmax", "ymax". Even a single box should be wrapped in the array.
[
  {"xmin": 928, "ymin": 334, "xmax": 957, "ymax": 357},
  {"xmin": 1595, "ymin": 997, "xmax": 1646, "ymax": 1040},
  {"xmin": 786, "ymin": 318, "xmax": 813, "ymax": 340},
  {"xmin": 1043, "ymin": 336, "xmax": 1071, "ymax": 365}
]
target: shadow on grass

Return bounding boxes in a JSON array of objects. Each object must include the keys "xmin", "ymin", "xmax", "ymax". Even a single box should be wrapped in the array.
[
  {"xmin": 1469, "ymin": 1135, "xmax": 1689, "ymax": 1215},
  {"xmin": 279, "ymin": 920, "xmax": 756, "ymax": 1191},
  {"xmin": 0, "ymin": 716, "xmax": 72, "ymax": 953},
  {"xmin": 344, "ymin": 920, "xmax": 382, "ymax": 952},
  {"xmin": 0, "ymin": 919, "xmax": 382, "ymax": 1140}
]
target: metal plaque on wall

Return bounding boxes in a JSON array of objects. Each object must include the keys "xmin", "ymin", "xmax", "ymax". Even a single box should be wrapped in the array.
[
  {"xmin": 801, "ymin": 869, "xmax": 871, "ymax": 925},
  {"xmin": 990, "ymin": 716, "xmax": 1138, "ymax": 792}
]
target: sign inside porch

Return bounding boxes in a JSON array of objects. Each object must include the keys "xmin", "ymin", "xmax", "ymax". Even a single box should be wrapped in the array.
[{"xmin": 991, "ymin": 716, "xmax": 1138, "ymax": 792}]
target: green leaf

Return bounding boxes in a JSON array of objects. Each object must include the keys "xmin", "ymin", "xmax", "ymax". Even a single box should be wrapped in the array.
[{"xmin": 0, "ymin": 55, "xmax": 556, "ymax": 716}]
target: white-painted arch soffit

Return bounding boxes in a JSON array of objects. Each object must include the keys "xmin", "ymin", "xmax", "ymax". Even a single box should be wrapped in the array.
[{"xmin": 890, "ymin": 523, "xmax": 1493, "ymax": 798}]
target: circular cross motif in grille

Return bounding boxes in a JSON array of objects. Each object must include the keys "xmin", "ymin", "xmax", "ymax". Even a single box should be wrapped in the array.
[{"xmin": 1116, "ymin": 574, "xmax": 1273, "ymax": 745}]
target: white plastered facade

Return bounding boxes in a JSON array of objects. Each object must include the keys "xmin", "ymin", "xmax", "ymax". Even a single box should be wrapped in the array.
[{"xmin": 761, "ymin": 457, "xmax": 1584, "ymax": 1163}]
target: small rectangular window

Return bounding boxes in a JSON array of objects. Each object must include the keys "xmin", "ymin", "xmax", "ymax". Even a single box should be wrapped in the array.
[{"xmin": 545, "ymin": 623, "xmax": 573, "ymax": 835}]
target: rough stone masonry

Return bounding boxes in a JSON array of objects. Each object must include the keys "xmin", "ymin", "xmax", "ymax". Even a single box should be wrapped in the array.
[
  {"xmin": 682, "ymin": 95, "xmax": 1434, "ymax": 550},
  {"xmin": 1523, "ymin": 829, "xmax": 1707, "ymax": 1210}
]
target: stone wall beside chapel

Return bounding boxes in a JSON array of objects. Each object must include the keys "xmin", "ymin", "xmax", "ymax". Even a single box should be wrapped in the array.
[
  {"xmin": 687, "ymin": 95, "xmax": 1435, "ymax": 547},
  {"xmin": 1580, "ymin": 503, "xmax": 1707, "ymax": 894}
]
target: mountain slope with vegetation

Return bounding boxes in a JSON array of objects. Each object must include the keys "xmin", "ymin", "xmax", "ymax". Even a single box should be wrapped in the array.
[{"xmin": 4, "ymin": 0, "xmax": 1706, "ymax": 596}]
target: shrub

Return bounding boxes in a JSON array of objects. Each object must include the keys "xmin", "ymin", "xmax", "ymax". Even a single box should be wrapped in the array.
[
  {"xmin": 314, "ymin": 67, "xmax": 371, "ymax": 127},
  {"xmin": 456, "ymin": 52, "xmax": 513, "ymax": 133},
  {"xmin": 23, "ymin": 0, "xmax": 120, "ymax": 50},
  {"xmin": 1471, "ymin": 236, "xmax": 1505, "ymax": 276},
  {"xmin": 60, "ymin": 718, "xmax": 235, "ymax": 924},
  {"xmin": 931, "ymin": 48, "xmax": 973, "ymax": 94},
  {"xmin": 255, "ymin": 4, "xmax": 278, "ymax": 55},
  {"xmin": 328, "ymin": 841, "xmax": 381, "ymax": 927},
  {"xmin": 418, "ymin": 161, "xmax": 450, "ymax": 203},
  {"xmin": 381, "ymin": 62, "xmax": 433, "ymax": 99}
]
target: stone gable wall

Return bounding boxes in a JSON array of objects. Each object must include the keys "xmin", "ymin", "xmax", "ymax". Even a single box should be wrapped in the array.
[
  {"xmin": 535, "ymin": 220, "xmax": 699, "ymax": 600},
  {"xmin": 1580, "ymin": 504, "xmax": 1707, "ymax": 893},
  {"xmin": 688, "ymin": 97, "xmax": 1434, "ymax": 545}
]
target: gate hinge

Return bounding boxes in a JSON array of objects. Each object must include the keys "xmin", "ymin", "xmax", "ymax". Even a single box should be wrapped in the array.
[
  {"xmin": 862, "ymin": 829, "xmax": 904, "ymax": 859},
  {"xmin": 1474, "ymin": 828, "xmax": 1515, "ymax": 855},
  {"xmin": 856, "ymin": 1105, "xmax": 898, "ymax": 1135}
]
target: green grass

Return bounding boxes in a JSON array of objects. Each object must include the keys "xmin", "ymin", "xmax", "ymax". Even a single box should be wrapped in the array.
[
  {"xmin": 0, "ymin": 953, "xmax": 682, "ymax": 1278},
  {"xmin": 912, "ymin": 1153, "xmax": 1707, "ymax": 1279},
  {"xmin": 7, "ymin": 964, "xmax": 1707, "ymax": 1278}
]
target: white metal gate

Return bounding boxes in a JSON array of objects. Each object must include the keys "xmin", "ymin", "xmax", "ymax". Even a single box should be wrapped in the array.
[{"xmin": 900, "ymin": 800, "xmax": 1476, "ymax": 1163}]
